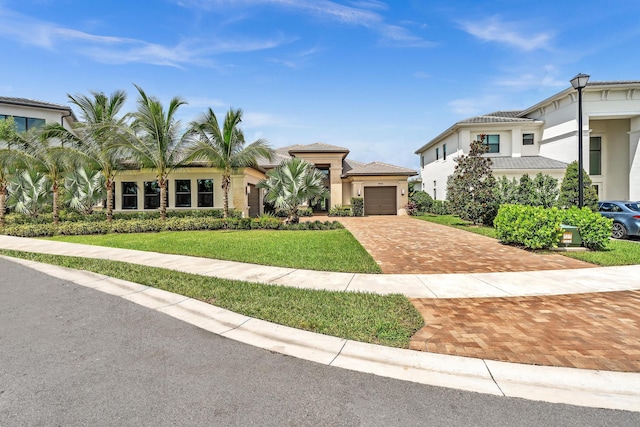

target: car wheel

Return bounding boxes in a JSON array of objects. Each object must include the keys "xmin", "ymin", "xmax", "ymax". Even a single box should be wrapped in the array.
[{"xmin": 612, "ymin": 222, "xmax": 628, "ymax": 239}]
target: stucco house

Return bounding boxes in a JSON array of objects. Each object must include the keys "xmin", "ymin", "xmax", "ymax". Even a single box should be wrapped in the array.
[
  {"xmin": 415, "ymin": 81, "xmax": 640, "ymax": 201},
  {"xmin": 1, "ymin": 97, "xmax": 416, "ymax": 217}
]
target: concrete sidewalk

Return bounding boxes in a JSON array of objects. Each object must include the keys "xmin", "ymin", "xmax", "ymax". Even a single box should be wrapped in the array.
[
  {"xmin": 1, "ymin": 235, "xmax": 640, "ymax": 412},
  {"xmin": 1, "ymin": 234, "xmax": 639, "ymax": 298}
]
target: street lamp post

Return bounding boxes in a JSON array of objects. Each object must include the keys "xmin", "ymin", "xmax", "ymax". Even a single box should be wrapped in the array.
[{"xmin": 570, "ymin": 73, "xmax": 590, "ymax": 208}]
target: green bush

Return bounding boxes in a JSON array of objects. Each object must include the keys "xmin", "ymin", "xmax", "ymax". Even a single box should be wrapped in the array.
[
  {"xmin": 428, "ymin": 200, "xmax": 452, "ymax": 215},
  {"xmin": 2, "ymin": 223, "xmax": 56, "ymax": 237},
  {"xmin": 410, "ymin": 191, "xmax": 433, "ymax": 213},
  {"xmin": 328, "ymin": 205, "xmax": 352, "ymax": 217},
  {"xmin": 351, "ymin": 197, "xmax": 364, "ymax": 217},
  {"xmin": 559, "ymin": 206, "xmax": 612, "ymax": 250},
  {"xmin": 110, "ymin": 219, "xmax": 164, "ymax": 233},
  {"xmin": 56, "ymin": 221, "xmax": 110, "ymax": 236},
  {"xmin": 494, "ymin": 204, "xmax": 563, "ymax": 249}
]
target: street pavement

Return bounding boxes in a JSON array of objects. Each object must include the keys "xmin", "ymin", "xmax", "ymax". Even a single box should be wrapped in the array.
[{"xmin": 2, "ymin": 258, "xmax": 639, "ymax": 426}]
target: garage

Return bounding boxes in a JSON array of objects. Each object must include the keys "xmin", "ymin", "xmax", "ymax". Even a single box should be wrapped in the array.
[{"xmin": 364, "ymin": 186, "xmax": 397, "ymax": 215}]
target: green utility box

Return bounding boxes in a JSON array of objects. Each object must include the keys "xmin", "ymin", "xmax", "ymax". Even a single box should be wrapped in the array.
[{"xmin": 559, "ymin": 224, "xmax": 582, "ymax": 247}]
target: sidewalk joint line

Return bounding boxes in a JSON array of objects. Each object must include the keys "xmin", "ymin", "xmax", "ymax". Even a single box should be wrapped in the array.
[
  {"xmin": 483, "ymin": 359, "xmax": 505, "ymax": 396},
  {"xmin": 329, "ymin": 340, "xmax": 348, "ymax": 366}
]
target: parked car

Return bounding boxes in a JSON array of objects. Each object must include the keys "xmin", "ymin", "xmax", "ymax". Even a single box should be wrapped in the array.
[{"xmin": 597, "ymin": 201, "xmax": 640, "ymax": 239}]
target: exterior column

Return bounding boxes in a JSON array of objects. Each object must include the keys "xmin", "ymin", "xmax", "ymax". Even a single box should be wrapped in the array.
[{"xmin": 629, "ymin": 117, "xmax": 640, "ymax": 199}]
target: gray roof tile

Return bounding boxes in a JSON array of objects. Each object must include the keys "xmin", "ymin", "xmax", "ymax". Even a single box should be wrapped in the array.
[{"xmin": 490, "ymin": 156, "xmax": 568, "ymax": 170}]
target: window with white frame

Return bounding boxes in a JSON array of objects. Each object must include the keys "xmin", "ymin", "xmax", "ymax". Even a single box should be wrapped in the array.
[{"xmin": 479, "ymin": 134, "xmax": 500, "ymax": 153}]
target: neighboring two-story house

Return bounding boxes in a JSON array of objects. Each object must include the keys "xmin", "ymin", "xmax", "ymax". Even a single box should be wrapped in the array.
[
  {"xmin": 0, "ymin": 96, "xmax": 77, "ymax": 132},
  {"xmin": 415, "ymin": 81, "xmax": 640, "ymax": 201}
]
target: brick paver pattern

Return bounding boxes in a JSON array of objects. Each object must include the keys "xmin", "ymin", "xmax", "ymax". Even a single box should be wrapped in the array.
[
  {"xmin": 339, "ymin": 216, "xmax": 594, "ymax": 274},
  {"xmin": 336, "ymin": 216, "xmax": 639, "ymax": 372},
  {"xmin": 410, "ymin": 291, "xmax": 640, "ymax": 372}
]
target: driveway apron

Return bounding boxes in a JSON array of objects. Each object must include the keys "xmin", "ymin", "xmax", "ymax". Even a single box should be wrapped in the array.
[{"xmin": 338, "ymin": 216, "xmax": 594, "ymax": 274}]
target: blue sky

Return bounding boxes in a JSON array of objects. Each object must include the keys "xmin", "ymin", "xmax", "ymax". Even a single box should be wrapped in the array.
[{"xmin": 2, "ymin": 0, "xmax": 639, "ymax": 169}]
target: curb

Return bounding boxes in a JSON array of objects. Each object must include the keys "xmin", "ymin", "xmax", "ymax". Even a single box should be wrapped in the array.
[{"xmin": 5, "ymin": 255, "xmax": 640, "ymax": 413}]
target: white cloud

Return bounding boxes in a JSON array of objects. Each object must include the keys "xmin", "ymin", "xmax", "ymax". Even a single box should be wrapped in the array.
[
  {"xmin": 0, "ymin": 6, "xmax": 289, "ymax": 67},
  {"xmin": 493, "ymin": 65, "xmax": 567, "ymax": 90},
  {"xmin": 448, "ymin": 95, "xmax": 503, "ymax": 116},
  {"xmin": 459, "ymin": 15, "xmax": 552, "ymax": 51},
  {"xmin": 178, "ymin": 0, "xmax": 433, "ymax": 47}
]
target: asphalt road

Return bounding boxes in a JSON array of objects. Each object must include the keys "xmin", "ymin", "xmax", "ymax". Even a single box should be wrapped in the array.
[{"xmin": 1, "ymin": 257, "xmax": 638, "ymax": 426}]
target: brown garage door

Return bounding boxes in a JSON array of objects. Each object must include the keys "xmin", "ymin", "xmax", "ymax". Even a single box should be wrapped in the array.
[{"xmin": 364, "ymin": 186, "xmax": 397, "ymax": 215}]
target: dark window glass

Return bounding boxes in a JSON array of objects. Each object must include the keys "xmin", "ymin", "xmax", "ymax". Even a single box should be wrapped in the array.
[
  {"xmin": 589, "ymin": 136, "xmax": 602, "ymax": 175},
  {"xmin": 27, "ymin": 118, "xmax": 45, "ymax": 130},
  {"xmin": 121, "ymin": 182, "xmax": 138, "ymax": 210},
  {"xmin": 144, "ymin": 181, "xmax": 168, "ymax": 209},
  {"xmin": 478, "ymin": 134, "xmax": 500, "ymax": 153},
  {"xmin": 435, "ymin": 148, "xmax": 439, "ymax": 160},
  {"xmin": 175, "ymin": 179, "xmax": 191, "ymax": 207},
  {"xmin": 443, "ymin": 144, "xmax": 447, "ymax": 160},
  {"xmin": 523, "ymin": 133, "xmax": 534, "ymax": 145},
  {"xmin": 13, "ymin": 117, "xmax": 27, "ymax": 133},
  {"xmin": 197, "ymin": 179, "xmax": 214, "ymax": 207}
]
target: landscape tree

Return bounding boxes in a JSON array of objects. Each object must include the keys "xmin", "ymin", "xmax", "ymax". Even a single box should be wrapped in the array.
[
  {"xmin": 257, "ymin": 157, "xmax": 329, "ymax": 224},
  {"xmin": 10, "ymin": 129, "xmax": 78, "ymax": 224},
  {"xmin": 558, "ymin": 161, "xmax": 598, "ymax": 210},
  {"xmin": 446, "ymin": 135, "xmax": 497, "ymax": 225},
  {"xmin": 44, "ymin": 90, "xmax": 129, "ymax": 221},
  {"xmin": 6, "ymin": 169, "xmax": 51, "ymax": 218},
  {"xmin": 0, "ymin": 117, "xmax": 21, "ymax": 226},
  {"xmin": 64, "ymin": 166, "xmax": 106, "ymax": 215},
  {"xmin": 533, "ymin": 172, "xmax": 559, "ymax": 208},
  {"xmin": 185, "ymin": 107, "xmax": 272, "ymax": 218},
  {"xmin": 124, "ymin": 85, "xmax": 187, "ymax": 220}
]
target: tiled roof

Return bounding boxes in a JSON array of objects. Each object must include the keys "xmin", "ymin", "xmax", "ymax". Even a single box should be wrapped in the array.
[
  {"xmin": 458, "ymin": 114, "xmax": 536, "ymax": 124},
  {"xmin": 342, "ymin": 161, "xmax": 417, "ymax": 177},
  {"xmin": 286, "ymin": 142, "xmax": 350, "ymax": 153},
  {"xmin": 490, "ymin": 156, "xmax": 568, "ymax": 170}
]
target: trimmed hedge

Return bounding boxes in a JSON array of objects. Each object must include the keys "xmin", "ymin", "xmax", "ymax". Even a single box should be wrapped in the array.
[
  {"xmin": 328, "ymin": 205, "xmax": 353, "ymax": 217},
  {"xmin": 1, "ymin": 216, "xmax": 344, "ymax": 237},
  {"xmin": 494, "ymin": 204, "xmax": 612, "ymax": 250},
  {"xmin": 351, "ymin": 197, "xmax": 364, "ymax": 217}
]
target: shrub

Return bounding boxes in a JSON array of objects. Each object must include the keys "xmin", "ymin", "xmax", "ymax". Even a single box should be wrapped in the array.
[
  {"xmin": 405, "ymin": 201, "xmax": 418, "ymax": 216},
  {"xmin": 410, "ymin": 191, "xmax": 433, "ymax": 213},
  {"xmin": 110, "ymin": 219, "xmax": 164, "ymax": 234},
  {"xmin": 558, "ymin": 161, "xmax": 598, "ymax": 210},
  {"xmin": 328, "ymin": 205, "xmax": 352, "ymax": 217},
  {"xmin": 351, "ymin": 197, "xmax": 364, "ymax": 217},
  {"xmin": 494, "ymin": 204, "xmax": 563, "ymax": 249},
  {"xmin": 559, "ymin": 206, "xmax": 612, "ymax": 250},
  {"xmin": 2, "ymin": 223, "xmax": 56, "ymax": 237},
  {"xmin": 56, "ymin": 221, "xmax": 110, "ymax": 236},
  {"xmin": 428, "ymin": 200, "xmax": 452, "ymax": 215}
]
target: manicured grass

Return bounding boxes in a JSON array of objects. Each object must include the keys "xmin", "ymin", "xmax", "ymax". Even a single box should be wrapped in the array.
[
  {"xmin": 414, "ymin": 214, "xmax": 497, "ymax": 238},
  {"xmin": 0, "ymin": 250, "xmax": 423, "ymax": 348},
  {"xmin": 46, "ymin": 229, "xmax": 382, "ymax": 274},
  {"xmin": 557, "ymin": 239, "xmax": 640, "ymax": 266},
  {"xmin": 416, "ymin": 214, "xmax": 640, "ymax": 266}
]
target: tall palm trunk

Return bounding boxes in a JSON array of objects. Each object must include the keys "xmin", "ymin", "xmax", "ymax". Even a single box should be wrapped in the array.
[
  {"xmin": 0, "ymin": 183, "xmax": 6, "ymax": 227},
  {"xmin": 159, "ymin": 177, "xmax": 167, "ymax": 220},
  {"xmin": 52, "ymin": 181, "xmax": 59, "ymax": 225},
  {"xmin": 106, "ymin": 179, "xmax": 114, "ymax": 222},
  {"xmin": 222, "ymin": 175, "xmax": 231, "ymax": 218}
]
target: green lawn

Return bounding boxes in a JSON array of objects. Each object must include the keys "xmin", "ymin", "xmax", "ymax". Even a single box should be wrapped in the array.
[
  {"xmin": 0, "ymin": 250, "xmax": 422, "ymax": 348},
  {"xmin": 46, "ymin": 229, "xmax": 382, "ymax": 274},
  {"xmin": 415, "ymin": 214, "xmax": 640, "ymax": 266},
  {"xmin": 557, "ymin": 239, "xmax": 640, "ymax": 266},
  {"xmin": 414, "ymin": 214, "xmax": 497, "ymax": 238}
]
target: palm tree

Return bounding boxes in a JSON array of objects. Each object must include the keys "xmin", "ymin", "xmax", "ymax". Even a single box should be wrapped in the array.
[
  {"xmin": 0, "ymin": 117, "xmax": 22, "ymax": 226},
  {"xmin": 65, "ymin": 166, "xmax": 106, "ymax": 215},
  {"xmin": 42, "ymin": 90, "xmax": 128, "ymax": 221},
  {"xmin": 257, "ymin": 157, "xmax": 329, "ymax": 223},
  {"xmin": 7, "ymin": 169, "xmax": 52, "ymax": 219},
  {"xmin": 10, "ymin": 129, "xmax": 78, "ymax": 224},
  {"xmin": 123, "ymin": 85, "xmax": 187, "ymax": 220},
  {"xmin": 185, "ymin": 107, "xmax": 272, "ymax": 218}
]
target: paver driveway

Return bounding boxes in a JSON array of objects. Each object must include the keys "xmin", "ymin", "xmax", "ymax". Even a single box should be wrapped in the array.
[
  {"xmin": 338, "ymin": 216, "xmax": 594, "ymax": 274},
  {"xmin": 339, "ymin": 216, "xmax": 640, "ymax": 372}
]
